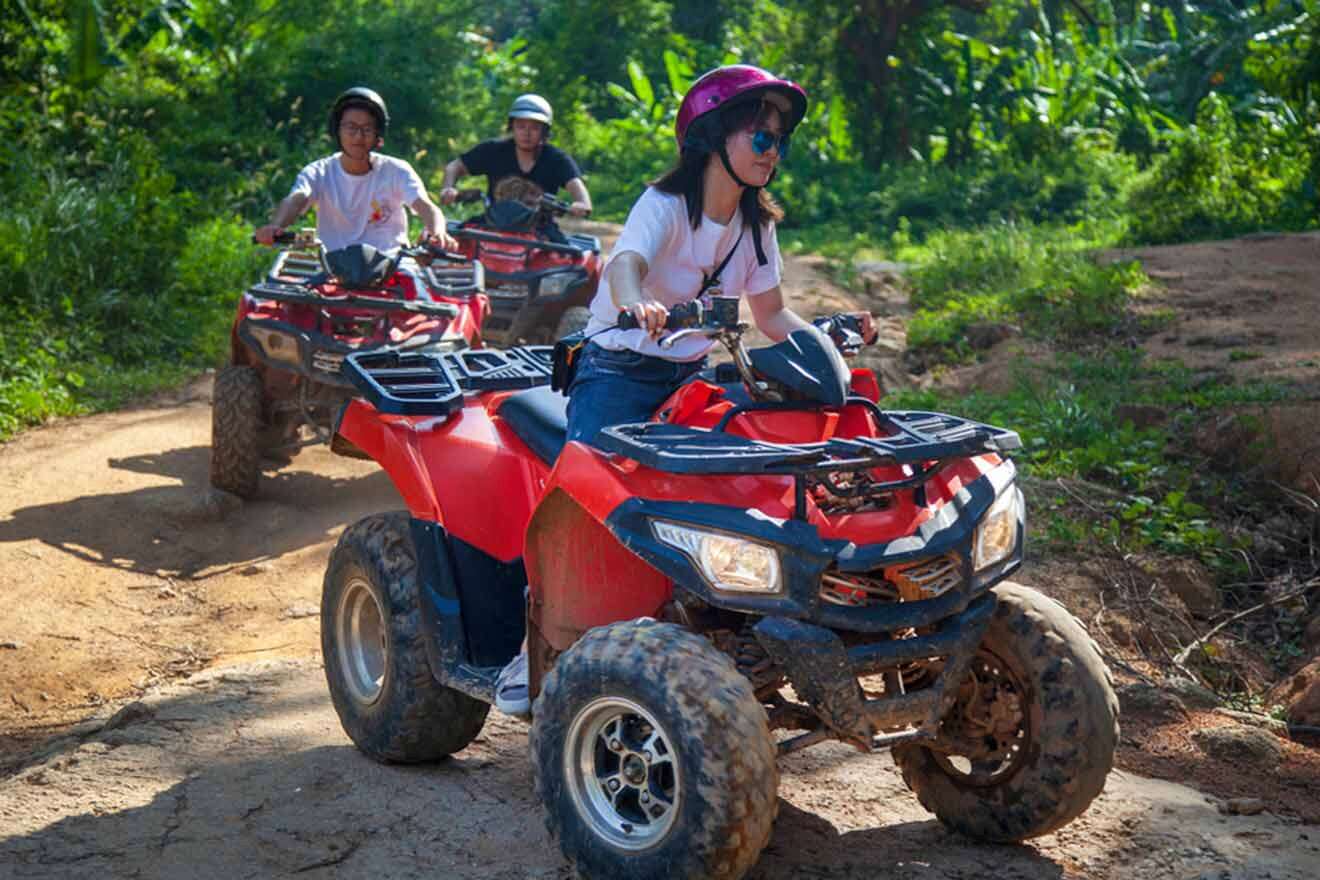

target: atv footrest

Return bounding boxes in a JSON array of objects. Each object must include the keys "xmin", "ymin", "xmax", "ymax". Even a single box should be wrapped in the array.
[{"xmin": 440, "ymin": 664, "xmax": 500, "ymax": 704}]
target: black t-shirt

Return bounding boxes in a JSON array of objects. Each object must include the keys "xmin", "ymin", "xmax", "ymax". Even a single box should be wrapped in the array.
[{"xmin": 460, "ymin": 139, "xmax": 581, "ymax": 201}]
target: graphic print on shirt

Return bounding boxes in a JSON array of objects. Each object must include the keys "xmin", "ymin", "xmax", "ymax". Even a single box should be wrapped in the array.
[{"xmin": 368, "ymin": 198, "xmax": 392, "ymax": 226}]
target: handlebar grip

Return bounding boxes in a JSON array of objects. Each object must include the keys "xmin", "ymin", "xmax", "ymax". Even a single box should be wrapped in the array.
[
  {"xmin": 617, "ymin": 301, "xmax": 702, "ymax": 332},
  {"xmin": 252, "ymin": 231, "xmax": 297, "ymax": 245}
]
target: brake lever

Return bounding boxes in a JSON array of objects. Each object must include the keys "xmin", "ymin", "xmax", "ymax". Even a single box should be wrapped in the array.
[{"xmin": 658, "ymin": 327, "xmax": 717, "ymax": 350}]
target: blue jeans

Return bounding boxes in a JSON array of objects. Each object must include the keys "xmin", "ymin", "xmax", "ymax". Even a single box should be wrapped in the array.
[{"xmin": 565, "ymin": 343, "xmax": 706, "ymax": 446}]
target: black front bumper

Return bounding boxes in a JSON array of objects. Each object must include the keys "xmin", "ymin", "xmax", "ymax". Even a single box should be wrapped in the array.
[
  {"xmin": 754, "ymin": 592, "xmax": 996, "ymax": 747},
  {"xmin": 604, "ymin": 460, "xmax": 1023, "ymax": 748}
]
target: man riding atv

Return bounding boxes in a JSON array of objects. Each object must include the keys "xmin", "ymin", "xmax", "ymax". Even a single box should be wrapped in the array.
[
  {"xmin": 255, "ymin": 86, "xmax": 458, "ymax": 254},
  {"xmin": 213, "ymin": 87, "xmax": 483, "ymax": 498},
  {"xmin": 438, "ymin": 94, "xmax": 593, "ymax": 225}
]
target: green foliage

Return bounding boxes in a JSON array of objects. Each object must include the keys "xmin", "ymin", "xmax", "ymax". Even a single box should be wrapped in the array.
[
  {"xmin": 1127, "ymin": 93, "xmax": 1317, "ymax": 244},
  {"xmin": 2, "ymin": 0, "xmax": 1319, "ymax": 445},
  {"xmin": 905, "ymin": 221, "xmax": 1145, "ymax": 360},
  {"xmin": 884, "ymin": 346, "xmax": 1281, "ymax": 575}
]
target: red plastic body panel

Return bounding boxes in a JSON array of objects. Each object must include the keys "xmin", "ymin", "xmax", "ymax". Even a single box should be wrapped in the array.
[
  {"xmin": 337, "ymin": 395, "xmax": 551, "ymax": 562},
  {"xmin": 229, "ymin": 263, "xmax": 490, "ymax": 380},
  {"xmin": 525, "ymin": 489, "xmax": 672, "ymax": 651},
  {"xmin": 339, "ymin": 362, "xmax": 1005, "ymax": 647},
  {"xmin": 452, "ymin": 225, "xmax": 601, "ymax": 330}
]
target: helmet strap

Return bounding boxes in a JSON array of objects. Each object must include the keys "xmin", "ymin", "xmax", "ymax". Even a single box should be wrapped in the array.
[{"xmin": 716, "ymin": 146, "xmax": 769, "ymax": 266}]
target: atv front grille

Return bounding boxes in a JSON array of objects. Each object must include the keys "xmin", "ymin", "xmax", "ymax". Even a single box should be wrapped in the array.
[
  {"xmin": 819, "ymin": 552, "xmax": 962, "ymax": 607},
  {"xmin": 485, "ymin": 281, "xmax": 530, "ymax": 300},
  {"xmin": 312, "ymin": 349, "xmax": 346, "ymax": 375}
]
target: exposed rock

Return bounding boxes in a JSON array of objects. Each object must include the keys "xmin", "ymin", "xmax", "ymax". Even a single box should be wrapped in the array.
[
  {"xmin": 1117, "ymin": 682, "xmax": 1189, "ymax": 721},
  {"xmin": 1190, "ymin": 404, "xmax": 1320, "ymax": 502},
  {"xmin": 1212, "ymin": 708, "xmax": 1288, "ymax": 737},
  {"xmin": 1219, "ymin": 797, "xmax": 1267, "ymax": 816},
  {"xmin": 1267, "ymin": 657, "xmax": 1320, "ymax": 728},
  {"xmin": 136, "ymin": 486, "xmax": 243, "ymax": 523},
  {"xmin": 101, "ymin": 700, "xmax": 155, "ymax": 731},
  {"xmin": 1114, "ymin": 403, "xmax": 1169, "ymax": 430},
  {"xmin": 1191, "ymin": 725, "xmax": 1284, "ymax": 765},
  {"xmin": 1249, "ymin": 531, "xmax": 1289, "ymax": 564},
  {"xmin": 1303, "ymin": 616, "xmax": 1320, "ymax": 655},
  {"xmin": 1158, "ymin": 557, "xmax": 1221, "ymax": 618},
  {"xmin": 1165, "ymin": 676, "xmax": 1221, "ymax": 709},
  {"xmin": 965, "ymin": 322, "xmax": 1020, "ymax": 351},
  {"xmin": 280, "ymin": 604, "xmax": 320, "ymax": 620},
  {"xmin": 0, "ymin": 640, "xmax": 24, "ymax": 650}
]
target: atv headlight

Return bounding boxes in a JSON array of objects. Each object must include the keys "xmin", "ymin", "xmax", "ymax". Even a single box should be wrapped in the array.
[
  {"xmin": 973, "ymin": 486, "xmax": 1023, "ymax": 572},
  {"xmin": 539, "ymin": 272, "xmax": 578, "ymax": 297},
  {"xmin": 653, "ymin": 521, "xmax": 782, "ymax": 594}
]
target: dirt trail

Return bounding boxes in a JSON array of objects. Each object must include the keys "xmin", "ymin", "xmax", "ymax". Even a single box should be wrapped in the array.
[
  {"xmin": 3, "ymin": 659, "xmax": 1316, "ymax": 880},
  {"xmin": 1, "ymin": 237, "xmax": 1318, "ymax": 877}
]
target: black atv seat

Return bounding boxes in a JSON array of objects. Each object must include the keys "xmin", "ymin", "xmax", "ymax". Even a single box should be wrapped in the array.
[{"xmin": 497, "ymin": 386, "xmax": 569, "ymax": 464}]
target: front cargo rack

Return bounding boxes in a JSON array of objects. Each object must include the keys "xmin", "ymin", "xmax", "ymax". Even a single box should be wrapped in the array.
[
  {"xmin": 246, "ymin": 280, "xmax": 462, "ymax": 318},
  {"xmin": 596, "ymin": 398, "xmax": 1020, "ymax": 520},
  {"xmin": 344, "ymin": 345, "xmax": 553, "ymax": 416}
]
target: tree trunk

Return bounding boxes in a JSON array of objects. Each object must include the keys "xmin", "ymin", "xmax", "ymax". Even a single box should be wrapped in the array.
[{"xmin": 837, "ymin": 0, "xmax": 988, "ymax": 164}]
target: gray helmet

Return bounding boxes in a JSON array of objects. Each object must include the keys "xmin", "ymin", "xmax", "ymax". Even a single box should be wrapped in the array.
[
  {"xmin": 508, "ymin": 94, "xmax": 553, "ymax": 126},
  {"xmin": 330, "ymin": 86, "xmax": 389, "ymax": 142}
]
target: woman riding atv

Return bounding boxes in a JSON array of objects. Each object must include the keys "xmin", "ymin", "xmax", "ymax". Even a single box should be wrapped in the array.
[
  {"xmin": 569, "ymin": 64, "xmax": 874, "ymax": 445},
  {"xmin": 438, "ymin": 94, "xmax": 593, "ymax": 224},
  {"xmin": 493, "ymin": 64, "xmax": 876, "ymax": 714}
]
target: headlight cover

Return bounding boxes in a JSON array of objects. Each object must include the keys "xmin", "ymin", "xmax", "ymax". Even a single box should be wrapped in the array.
[
  {"xmin": 539, "ymin": 272, "xmax": 578, "ymax": 297},
  {"xmin": 973, "ymin": 485, "xmax": 1022, "ymax": 572},
  {"xmin": 653, "ymin": 521, "xmax": 782, "ymax": 594},
  {"xmin": 248, "ymin": 325, "xmax": 302, "ymax": 367}
]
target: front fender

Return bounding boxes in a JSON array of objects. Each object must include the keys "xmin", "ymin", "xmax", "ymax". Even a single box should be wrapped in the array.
[{"xmin": 334, "ymin": 398, "xmax": 444, "ymax": 521}]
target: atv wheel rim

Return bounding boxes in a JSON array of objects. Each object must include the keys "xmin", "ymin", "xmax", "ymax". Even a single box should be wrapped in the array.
[
  {"xmin": 935, "ymin": 647, "xmax": 1029, "ymax": 786},
  {"xmin": 564, "ymin": 697, "xmax": 681, "ymax": 850},
  {"xmin": 337, "ymin": 576, "xmax": 387, "ymax": 706}
]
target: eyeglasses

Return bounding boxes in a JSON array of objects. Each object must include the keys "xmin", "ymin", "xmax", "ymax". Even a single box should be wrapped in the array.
[
  {"xmin": 749, "ymin": 129, "xmax": 791, "ymax": 159},
  {"xmin": 339, "ymin": 122, "xmax": 378, "ymax": 138}
]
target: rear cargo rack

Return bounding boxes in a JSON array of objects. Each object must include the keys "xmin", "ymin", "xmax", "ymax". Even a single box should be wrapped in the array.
[
  {"xmin": 343, "ymin": 345, "xmax": 553, "ymax": 416},
  {"xmin": 441, "ymin": 347, "xmax": 553, "ymax": 391},
  {"xmin": 344, "ymin": 351, "xmax": 464, "ymax": 416}
]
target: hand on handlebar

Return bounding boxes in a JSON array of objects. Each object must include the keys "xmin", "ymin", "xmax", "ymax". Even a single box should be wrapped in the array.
[
  {"xmin": 849, "ymin": 311, "xmax": 879, "ymax": 346},
  {"xmin": 568, "ymin": 202, "xmax": 592, "ymax": 218},
  {"xmin": 419, "ymin": 228, "xmax": 460, "ymax": 253},
  {"xmin": 620, "ymin": 301, "xmax": 670, "ymax": 340},
  {"xmin": 254, "ymin": 225, "xmax": 284, "ymax": 246},
  {"xmin": 439, "ymin": 187, "xmax": 459, "ymax": 206}
]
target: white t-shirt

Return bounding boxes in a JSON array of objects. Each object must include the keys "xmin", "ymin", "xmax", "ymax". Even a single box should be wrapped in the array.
[
  {"xmin": 289, "ymin": 153, "xmax": 425, "ymax": 253},
  {"xmin": 585, "ymin": 187, "xmax": 782, "ymax": 361}
]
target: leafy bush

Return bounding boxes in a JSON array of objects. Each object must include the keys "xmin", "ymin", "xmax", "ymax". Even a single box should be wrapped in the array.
[
  {"xmin": 905, "ymin": 222, "xmax": 1146, "ymax": 361},
  {"xmin": 1127, "ymin": 93, "xmax": 1317, "ymax": 244}
]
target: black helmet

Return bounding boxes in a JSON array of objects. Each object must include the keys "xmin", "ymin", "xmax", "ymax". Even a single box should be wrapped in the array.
[{"xmin": 329, "ymin": 87, "xmax": 390, "ymax": 142}]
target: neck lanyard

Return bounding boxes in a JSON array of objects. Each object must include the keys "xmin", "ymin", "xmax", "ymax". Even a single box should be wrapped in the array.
[{"xmin": 699, "ymin": 226, "xmax": 744, "ymax": 297}]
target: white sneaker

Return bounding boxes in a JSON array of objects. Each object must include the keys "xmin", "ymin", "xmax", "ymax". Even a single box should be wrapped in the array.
[{"xmin": 494, "ymin": 652, "xmax": 530, "ymax": 717}]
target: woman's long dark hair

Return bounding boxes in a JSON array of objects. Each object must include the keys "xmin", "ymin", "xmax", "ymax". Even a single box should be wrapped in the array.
[{"xmin": 652, "ymin": 100, "xmax": 784, "ymax": 230}]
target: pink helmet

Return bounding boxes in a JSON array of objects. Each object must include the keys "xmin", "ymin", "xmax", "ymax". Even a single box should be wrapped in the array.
[{"xmin": 675, "ymin": 64, "xmax": 808, "ymax": 148}]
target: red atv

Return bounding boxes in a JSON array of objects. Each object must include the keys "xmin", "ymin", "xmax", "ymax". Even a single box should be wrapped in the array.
[
  {"xmin": 448, "ymin": 189, "xmax": 601, "ymax": 345},
  {"xmin": 319, "ymin": 303, "xmax": 1118, "ymax": 880},
  {"xmin": 210, "ymin": 230, "xmax": 489, "ymax": 498}
]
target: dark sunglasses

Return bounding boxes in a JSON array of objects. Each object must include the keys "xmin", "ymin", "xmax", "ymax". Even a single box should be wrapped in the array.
[{"xmin": 749, "ymin": 129, "xmax": 791, "ymax": 159}]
